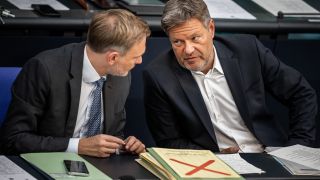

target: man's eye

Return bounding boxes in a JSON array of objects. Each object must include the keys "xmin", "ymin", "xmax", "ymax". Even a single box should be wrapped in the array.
[
  {"xmin": 173, "ymin": 40, "xmax": 182, "ymax": 46},
  {"xmin": 193, "ymin": 36, "xmax": 200, "ymax": 41}
]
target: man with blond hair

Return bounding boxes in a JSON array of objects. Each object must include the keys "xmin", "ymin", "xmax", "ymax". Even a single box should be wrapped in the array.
[{"xmin": 1, "ymin": 9, "xmax": 151, "ymax": 157}]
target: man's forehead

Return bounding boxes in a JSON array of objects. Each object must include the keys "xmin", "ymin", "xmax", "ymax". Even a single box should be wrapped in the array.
[{"xmin": 168, "ymin": 21, "xmax": 205, "ymax": 38}]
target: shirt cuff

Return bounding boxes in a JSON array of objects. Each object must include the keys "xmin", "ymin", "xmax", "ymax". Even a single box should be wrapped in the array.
[{"xmin": 66, "ymin": 138, "xmax": 80, "ymax": 153}]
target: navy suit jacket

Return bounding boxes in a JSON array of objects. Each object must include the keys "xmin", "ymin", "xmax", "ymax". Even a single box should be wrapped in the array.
[
  {"xmin": 143, "ymin": 34, "xmax": 318, "ymax": 151},
  {"xmin": 0, "ymin": 42, "xmax": 131, "ymax": 154}
]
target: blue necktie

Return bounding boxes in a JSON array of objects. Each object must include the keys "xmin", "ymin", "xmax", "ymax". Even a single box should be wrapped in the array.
[{"xmin": 85, "ymin": 78, "xmax": 105, "ymax": 137}]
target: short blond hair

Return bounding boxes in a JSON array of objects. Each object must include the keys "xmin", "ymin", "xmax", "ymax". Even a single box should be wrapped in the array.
[{"xmin": 87, "ymin": 9, "xmax": 150, "ymax": 54}]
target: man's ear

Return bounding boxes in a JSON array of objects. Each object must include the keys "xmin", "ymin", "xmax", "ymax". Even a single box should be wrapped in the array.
[
  {"xmin": 105, "ymin": 51, "xmax": 120, "ymax": 65},
  {"xmin": 209, "ymin": 19, "xmax": 215, "ymax": 39}
]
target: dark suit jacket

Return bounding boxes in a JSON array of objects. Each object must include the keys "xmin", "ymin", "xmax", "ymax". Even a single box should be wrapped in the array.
[
  {"xmin": 0, "ymin": 42, "xmax": 131, "ymax": 154},
  {"xmin": 143, "ymin": 35, "xmax": 318, "ymax": 152}
]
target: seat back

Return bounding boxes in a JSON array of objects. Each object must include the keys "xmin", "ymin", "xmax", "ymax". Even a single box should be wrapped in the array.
[{"xmin": 0, "ymin": 67, "xmax": 21, "ymax": 125}]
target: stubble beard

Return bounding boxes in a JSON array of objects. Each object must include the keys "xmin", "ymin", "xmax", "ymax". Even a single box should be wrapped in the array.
[
  {"xmin": 111, "ymin": 63, "xmax": 128, "ymax": 77},
  {"xmin": 181, "ymin": 57, "xmax": 208, "ymax": 72}
]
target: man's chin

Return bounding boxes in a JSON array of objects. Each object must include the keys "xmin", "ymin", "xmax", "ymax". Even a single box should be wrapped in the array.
[
  {"xmin": 184, "ymin": 61, "xmax": 209, "ymax": 72},
  {"xmin": 184, "ymin": 65, "xmax": 203, "ymax": 72},
  {"xmin": 109, "ymin": 71, "xmax": 129, "ymax": 77},
  {"xmin": 118, "ymin": 72, "xmax": 129, "ymax": 77}
]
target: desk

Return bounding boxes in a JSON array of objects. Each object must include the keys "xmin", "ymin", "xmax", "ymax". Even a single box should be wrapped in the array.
[
  {"xmin": 83, "ymin": 154, "xmax": 156, "ymax": 179},
  {"xmin": 8, "ymin": 153, "xmax": 320, "ymax": 179},
  {"xmin": 83, "ymin": 153, "xmax": 320, "ymax": 179}
]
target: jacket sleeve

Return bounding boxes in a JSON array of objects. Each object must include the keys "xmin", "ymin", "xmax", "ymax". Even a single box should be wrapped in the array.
[
  {"xmin": 0, "ymin": 59, "xmax": 69, "ymax": 155},
  {"xmin": 256, "ymin": 37, "xmax": 318, "ymax": 146}
]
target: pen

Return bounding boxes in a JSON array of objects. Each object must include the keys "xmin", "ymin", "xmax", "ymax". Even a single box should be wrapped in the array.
[
  {"xmin": 2, "ymin": 10, "xmax": 15, "ymax": 18},
  {"xmin": 0, "ymin": 16, "xmax": 4, "ymax": 24},
  {"xmin": 0, "ymin": 6, "xmax": 15, "ymax": 18},
  {"xmin": 115, "ymin": 148, "xmax": 127, "ymax": 155}
]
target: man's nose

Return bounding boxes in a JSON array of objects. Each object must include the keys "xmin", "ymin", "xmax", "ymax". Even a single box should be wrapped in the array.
[
  {"xmin": 184, "ymin": 42, "xmax": 195, "ymax": 55},
  {"xmin": 136, "ymin": 57, "xmax": 142, "ymax": 64}
]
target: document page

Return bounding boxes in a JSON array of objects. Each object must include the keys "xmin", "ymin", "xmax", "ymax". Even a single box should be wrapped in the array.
[
  {"xmin": 7, "ymin": 0, "xmax": 69, "ymax": 10},
  {"xmin": 269, "ymin": 144, "xmax": 320, "ymax": 170},
  {"xmin": 204, "ymin": 0, "xmax": 256, "ymax": 20},
  {"xmin": 217, "ymin": 153, "xmax": 265, "ymax": 174},
  {"xmin": 252, "ymin": 0, "xmax": 319, "ymax": 16},
  {"xmin": 274, "ymin": 157, "xmax": 320, "ymax": 175},
  {"xmin": 0, "ymin": 156, "xmax": 36, "ymax": 180},
  {"xmin": 152, "ymin": 148, "xmax": 241, "ymax": 179}
]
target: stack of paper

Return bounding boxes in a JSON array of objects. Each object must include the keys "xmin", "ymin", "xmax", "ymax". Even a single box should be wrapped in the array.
[
  {"xmin": 136, "ymin": 152, "xmax": 175, "ymax": 179},
  {"xmin": 216, "ymin": 154, "xmax": 265, "ymax": 174},
  {"xmin": 268, "ymin": 144, "xmax": 320, "ymax": 175},
  {"xmin": 136, "ymin": 147, "xmax": 244, "ymax": 179},
  {"xmin": 0, "ymin": 156, "xmax": 36, "ymax": 180}
]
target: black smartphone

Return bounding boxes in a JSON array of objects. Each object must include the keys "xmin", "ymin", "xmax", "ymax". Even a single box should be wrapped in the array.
[
  {"xmin": 31, "ymin": 4, "xmax": 61, "ymax": 17},
  {"xmin": 63, "ymin": 160, "xmax": 89, "ymax": 176}
]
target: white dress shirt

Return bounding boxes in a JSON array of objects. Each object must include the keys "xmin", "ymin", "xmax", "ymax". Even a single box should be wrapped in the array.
[
  {"xmin": 66, "ymin": 46, "xmax": 106, "ymax": 153},
  {"xmin": 191, "ymin": 46, "xmax": 264, "ymax": 153}
]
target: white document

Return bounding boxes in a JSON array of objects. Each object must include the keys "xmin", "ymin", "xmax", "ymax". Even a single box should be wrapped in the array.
[
  {"xmin": 7, "ymin": 0, "xmax": 69, "ymax": 10},
  {"xmin": 0, "ymin": 156, "xmax": 36, "ymax": 180},
  {"xmin": 217, "ymin": 153, "xmax": 265, "ymax": 174},
  {"xmin": 204, "ymin": 0, "xmax": 256, "ymax": 20},
  {"xmin": 264, "ymin": 146, "xmax": 282, "ymax": 153},
  {"xmin": 252, "ymin": 0, "xmax": 319, "ymax": 16},
  {"xmin": 274, "ymin": 157, "xmax": 320, "ymax": 175},
  {"xmin": 269, "ymin": 144, "xmax": 320, "ymax": 171}
]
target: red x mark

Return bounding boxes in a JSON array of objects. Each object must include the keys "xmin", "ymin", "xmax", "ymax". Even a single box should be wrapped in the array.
[{"xmin": 170, "ymin": 158, "xmax": 231, "ymax": 176}]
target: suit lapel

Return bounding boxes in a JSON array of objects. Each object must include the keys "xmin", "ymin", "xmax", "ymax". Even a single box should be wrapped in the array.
[
  {"xmin": 103, "ymin": 75, "xmax": 114, "ymax": 134},
  {"xmin": 65, "ymin": 42, "xmax": 85, "ymax": 137},
  {"xmin": 215, "ymin": 41, "xmax": 254, "ymax": 132},
  {"xmin": 172, "ymin": 52, "xmax": 217, "ymax": 142}
]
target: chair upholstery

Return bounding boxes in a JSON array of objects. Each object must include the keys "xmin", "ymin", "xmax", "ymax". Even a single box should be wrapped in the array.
[{"xmin": 0, "ymin": 67, "xmax": 21, "ymax": 125}]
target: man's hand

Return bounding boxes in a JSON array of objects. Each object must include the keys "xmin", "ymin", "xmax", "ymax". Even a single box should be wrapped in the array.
[
  {"xmin": 123, "ymin": 136, "xmax": 146, "ymax": 154},
  {"xmin": 220, "ymin": 146, "xmax": 240, "ymax": 154},
  {"xmin": 78, "ymin": 134, "xmax": 125, "ymax": 157}
]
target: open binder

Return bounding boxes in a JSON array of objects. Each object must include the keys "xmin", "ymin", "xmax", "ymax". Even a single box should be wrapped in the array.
[{"xmin": 136, "ymin": 147, "xmax": 244, "ymax": 180}]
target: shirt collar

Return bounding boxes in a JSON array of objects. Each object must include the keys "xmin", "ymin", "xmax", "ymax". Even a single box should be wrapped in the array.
[
  {"xmin": 191, "ymin": 45, "xmax": 224, "ymax": 76},
  {"xmin": 82, "ymin": 45, "xmax": 106, "ymax": 83},
  {"xmin": 213, "ymin": 45, "xmax": 224, "ymax": 75}
]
